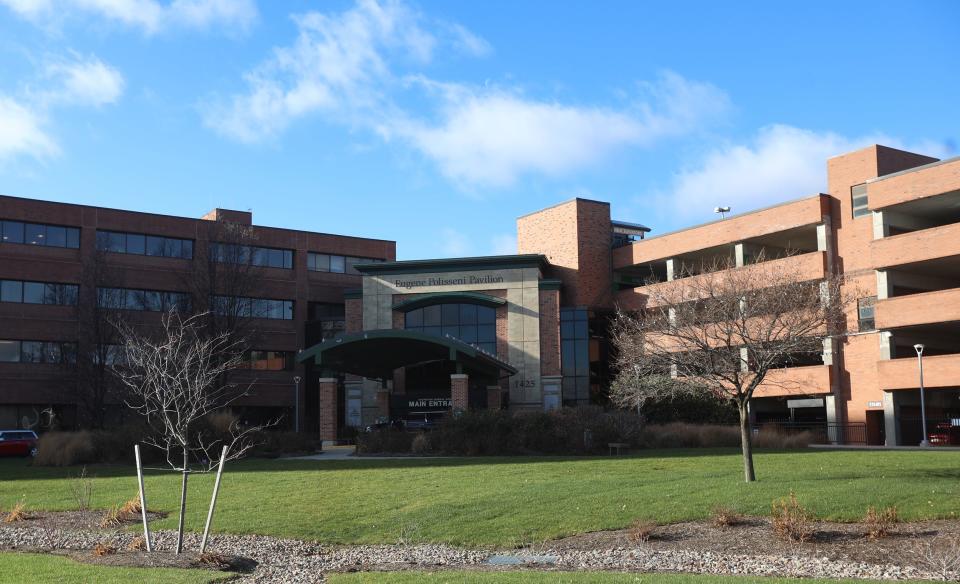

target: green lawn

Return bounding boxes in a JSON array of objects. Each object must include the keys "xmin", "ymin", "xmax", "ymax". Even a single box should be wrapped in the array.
[
  {"xmin": 328, "ymin": 572, "xmax": 931, "ymax": 584},
  {"xmin": 0, "ymin": 552, "xmax": 228, "ymax": 584},
  {"xmin": 1, "ymin": 449, "xmax": 958, "ymax": 547}
]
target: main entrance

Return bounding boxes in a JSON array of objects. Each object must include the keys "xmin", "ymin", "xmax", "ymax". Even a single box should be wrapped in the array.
[{"xmin": 297, "ymin": 329, "xmax": 517, "ymax": 440}]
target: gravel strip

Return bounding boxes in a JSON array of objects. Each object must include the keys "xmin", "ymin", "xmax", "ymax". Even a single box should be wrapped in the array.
[{"xmin": 0, "ymin": 525, "xmax": 952, "ymax": 582}]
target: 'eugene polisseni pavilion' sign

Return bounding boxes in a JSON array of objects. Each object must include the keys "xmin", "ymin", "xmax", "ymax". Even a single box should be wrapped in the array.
[{"xmin": 393, "ymin": 274, "xmax": 505, "ymax": 290}]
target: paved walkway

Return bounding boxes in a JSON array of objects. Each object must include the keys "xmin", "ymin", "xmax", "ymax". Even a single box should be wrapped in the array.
[{"xmin": 809, "ymin": 443, "xmax": 960, "ymax": 451}]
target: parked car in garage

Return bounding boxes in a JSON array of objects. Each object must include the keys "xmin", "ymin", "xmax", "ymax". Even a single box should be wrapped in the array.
[{"xmin": 0, "ymin": 430, "xmax": 39, "ymax": 457}]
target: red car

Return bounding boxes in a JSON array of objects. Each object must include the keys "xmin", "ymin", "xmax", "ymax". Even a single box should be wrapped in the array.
[{"xmin": 0, "ymin": 430, "xmax": 39, "ymax": 457}]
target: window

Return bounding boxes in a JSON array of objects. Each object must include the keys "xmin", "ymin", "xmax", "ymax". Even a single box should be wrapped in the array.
[
  {"xmin": 96, "ymin": 230, "xmax": 193, "ymax": 259},
  {"xmin": 852, "ymin": 184, "xmax": 870, "ymax": 218},
  {"xmin": 1, "ymin": 220, "xmax": 79, "ymax": 248},
  {"xmin": 0, "ymin": 340, "xmax": 77, "ymax": 364},
  {"xmin": 858, "ymin": 296, "xmax": 876, "ymax": 332},
  {"xmin": 0, "ymin": 281, "xmax": 22, "ymax": 303},
  {"xmin": 212, "ymin": 295, "xmax": 294, "ymax": 320},
  {"xmin": 561, "ymin": 308, "xmax": 591, "ymax": 403},
  {"xmin": 404, "ymin": 302, "xmax": 497, "ymax": 355},
  {"xmin": 245, "ymin": 350, "xmax": 294, "ymax": 371},
  {"xmin": 97, "ymin": 287, "xmax": 190, "ymax": 312},
  {"xmin": 307, "ymin": 252, "xmax": 383, "ymax": 273},
  {"xmin": 210, "ymin": 243, "xmax": 293, "ymax": 269}
]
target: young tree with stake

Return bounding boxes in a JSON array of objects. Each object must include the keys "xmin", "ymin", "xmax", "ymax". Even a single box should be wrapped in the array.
[{"xmin": 114, "ymin": 310, "xmax": 269, "ymax": 554}]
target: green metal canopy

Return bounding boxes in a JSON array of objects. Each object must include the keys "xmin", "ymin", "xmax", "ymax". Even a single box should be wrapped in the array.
[
  {"xmin": 391, "ymin": 291, "xmax": 506, "ymax": 312},
  {"xmin": 296, "ymin": 329, "xmax": 517, "ymax": 381}
]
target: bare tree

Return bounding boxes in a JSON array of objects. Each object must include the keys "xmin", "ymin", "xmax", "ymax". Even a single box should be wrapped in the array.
[
  {"xmin": 71, "ymin": 250, "xmax": 125, "ymax": 429},
  {"xmin": 610, "ymin": 253, "xmax": 853, "ymax": 482},
  {"xmin": 114, "ymin": 310, "xmax": 267, "ymax": 554}
]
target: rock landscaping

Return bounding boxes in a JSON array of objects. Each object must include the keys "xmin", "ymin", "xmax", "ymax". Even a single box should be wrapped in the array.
[{"xmin": 2, "ymin": 512, "xmax": 959, "ymax": 582}]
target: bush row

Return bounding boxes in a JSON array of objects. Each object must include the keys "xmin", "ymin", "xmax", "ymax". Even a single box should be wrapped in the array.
[{"xmin": 356, "ymin": 407, "xmax": 814, "ymax": 455}]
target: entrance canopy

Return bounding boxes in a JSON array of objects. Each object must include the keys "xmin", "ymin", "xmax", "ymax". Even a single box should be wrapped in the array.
[{"xmin": 297, "ymin": 329, "xmax": 517, "ymax": 381}]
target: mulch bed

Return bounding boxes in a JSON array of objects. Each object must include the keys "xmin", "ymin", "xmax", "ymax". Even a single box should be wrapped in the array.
[
  {"xmin": 1, "ymin": 509, "xmax": 165, "ymax": 531},
  {"xmin": 545, "ymin": 517, "xmax": 960, "ymax": 570}
]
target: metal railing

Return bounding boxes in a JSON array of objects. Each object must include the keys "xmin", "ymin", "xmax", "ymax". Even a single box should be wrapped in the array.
[{"xmin": 753, "ymin": 422, "xmax": 868, "ymax": 445}]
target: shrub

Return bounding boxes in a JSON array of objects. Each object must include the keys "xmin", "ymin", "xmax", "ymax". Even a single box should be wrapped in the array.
[
  {"xmin": 711, "ymin": 505, "xmax": 741, "ymax": 529},
  {"xmin": 627, "ymin": 519, "xmax": 657, "ymax": 544},
  {"xmin": 410, "ymin": 433, "xmax": 431, "ymax": 455},
  {"xmin": 34, "ymin": 431, "xmax": 97, "ymax": 466},
  {"xmin": 771, "ymin": 492, "xmax": 813, "ymax": 543},
  {"xmin": 4, "ymin": 500, "xmax": 27, "ymax": 523},
  {"xmin": 197, "ymin": 552, "xmax": 231, "ymax": 568},
  {"xmin": 251, "ymin": 430, "xmax": 318, "ymax": 458},
  {"xmin": 70, "ymin": 466, "xmax": 94, "ymax": 511},
  {"xmin": 910, "ymin": 534, "xmax": 960, "ymax": 580},
  {"xmin": 127, "ymin": 536, "xmax": 147, "ymax": 551},
  {"xmin": 93, "ymin": 542, "xmax": 117, "ymax": 557},
  {"xmin": 356, "ymin": 429, "xmax": 414, "ymax": 454},
  {"xmin": 864, "ymin": 505, "xmax": 898, "ymax": 540}
]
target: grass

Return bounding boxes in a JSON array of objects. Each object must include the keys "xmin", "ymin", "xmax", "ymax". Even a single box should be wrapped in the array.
[
  {"xmin": 0, "ymin": 552, "xmax": 229, "ymax": 584},
  {"xmin": 327, "ymin": 572, "xmax": 932, "ymax": 584},
  {"xmin": 1, "ymin": 449, "xmax": 959, "ymax": 547}
]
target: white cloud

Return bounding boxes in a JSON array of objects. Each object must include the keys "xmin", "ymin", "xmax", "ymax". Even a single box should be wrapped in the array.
[
  {"xmin": 661, "ymin": 124, "xmax": 952, "ymax": 222},
  {"xmin": 0, "ymin": 96, "xmax": 59, "ymax": 161},
  {"xmin": 0, "ymin": 0, "xmax": 257, "ymax": 34},
  {"xmin": 391, "ymin": 72, "xmax": 728, "ymax": 187},
  {"xmin": 44, "ymin": 55, "xmax": 125, "ymax": 106},
  {"xmin": 204, "ymin": 0, "xmax": 440, "ymax": 142},
  {"xmin": 205, "ymin": 0, "xmax": 727, "ymax": 188}
]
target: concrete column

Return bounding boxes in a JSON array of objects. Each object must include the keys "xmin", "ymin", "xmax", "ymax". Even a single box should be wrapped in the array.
[
  {"xmin": 883, "ymin": 390, "xmax": 902, "ymax": 446},
  {"xmin": 825, "ymin": 394, "xmax": 840, "ymax": 444},
  {"xmin": 486, "ymin": 385, "xmax": 503, "ymax": 410},
  {"xmin": 876, "ymin": 270, "xmax": 893, "ymax": 300},
  {"xmin": 734, "ymin": 242, "xmax": 762, "ymax": 267},
  {"xmin": 872, "ymin": 211, "xmax": 889, "ymax": 240},
  {"xmin": 665, "ymin": 258, "xmax": 675, "ymax": 282},
  {"xmin": 879, "ymin": 330, "xmax": 894, "ymax": 360},
  {"xmin": 451, "ymin": 374, "xmax": 469, "ymax": 412},
  {"xmin": 318, "ymin": 377, "xmax": 338, "ymax": 442},
  {"xmin": 740, "ymin": 347, "xmax": 750, "ymax": 373}
]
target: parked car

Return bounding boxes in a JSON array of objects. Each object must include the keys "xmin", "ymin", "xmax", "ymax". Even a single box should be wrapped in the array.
[
  {"xmin": 0, "ymin": 430, "xmax": 39, "ymax": 457},
  {"xmin": 364, "ymin": 417, "xmax": 405, "ymax": 433}
]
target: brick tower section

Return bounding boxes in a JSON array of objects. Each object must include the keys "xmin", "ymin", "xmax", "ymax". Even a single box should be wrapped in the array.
[
  {"xmin": 517, "ymin": 198, "xmax": 613, "ymax": 309},
  {"xmin": 450, "ymin": 374, "xmax": 469, "ymax": 412}
]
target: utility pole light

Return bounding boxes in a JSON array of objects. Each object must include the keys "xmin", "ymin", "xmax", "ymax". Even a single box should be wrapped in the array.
[
  {"xmin": 293, "ymin": 376, "xmax": 302, "ymax": 433},
  {"xmin": 714, "ymin": 206, "xmax": 731, "ymax": 219},
  {"xmin": 913, "ymin": 344, "xmax": 929, "ymax": 447}
]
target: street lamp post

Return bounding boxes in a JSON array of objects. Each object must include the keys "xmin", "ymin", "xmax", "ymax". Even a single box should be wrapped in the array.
[
  {"xmin": 914, "ymin": 344, "xmax": 929, "ymax": 447},
  {"xmin": 293, "ymin": 376, "xmax": 301, "ymax": 433}
]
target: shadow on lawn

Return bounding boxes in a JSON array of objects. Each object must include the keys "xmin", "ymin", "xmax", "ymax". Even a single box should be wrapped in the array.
[{"xmin": 6, "ymin": 445, "xmax": 955, "ymax": 480}]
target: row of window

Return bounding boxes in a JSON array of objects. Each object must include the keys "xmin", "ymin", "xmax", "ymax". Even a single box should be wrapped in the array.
[
  {"xmin": 307, "ymin": 253, "xmax": 385, "ymax": 275},
  {"xmin": 96, "ymin": 230, "xmax": 194, "ymax": 259},
  {"xmin": 404, "ymin": 303, "xmax": 497, "ymax": 355},
  {"xmin": 213, "ymin": 296, "xmax": 294, "ymax": 320},
  {"xmin": 97, "ymin": 287, "xmax": 192, "ymax": 312},
  {"xmin": 0, "ymin": 340, "xmax": 77, "ymax": 364},
  {"xmin": 0, "ymin": 280, "xmax": 78, "ymax": 306},
  {"xmin": 210, "ymin": 243, "xmax": 294, "ymax": 269},
  {"xmin": 1, "ymin": 220, "xmax": 80, "ymax": 248},
  {"xmin": 242, "ymin": 350, "xmax": 295, "ymax": 371}
]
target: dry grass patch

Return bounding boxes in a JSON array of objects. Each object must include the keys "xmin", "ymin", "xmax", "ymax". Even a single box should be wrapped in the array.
[
  {"xmin": 93, "ymin": 542, "xmax": 117, "ymax": 556},
  {"xmin": 771, "ymin": 492, "xmax": 813, "ymax": 543},
  {"xmin": 626, "ymin": 519, "xmax": 657, "ymax": 544},
  {"xmin": 120, "ymin": 495, "xmax": 142, "ymax": 516},
  {"xmin": 197, "ymin": 552, "xmax": 231, "ymax": 569},
  {"xmin": 864, "ymin": 505, "xmax": 899, "ymax": 540},
  {"xmin": 127, "ymin": 536, "xmax": 147, "ymax": 551},
  {"xmin": 3, "ymin": 500, "xmax": 27, "ymax": 523},
  {"xmin": 710, "ymin": 505, "xmax": 741, "ymax": 529},
  {"xmin": 99, "ymin": 505, "xmax": 126, "ymax": 528}
]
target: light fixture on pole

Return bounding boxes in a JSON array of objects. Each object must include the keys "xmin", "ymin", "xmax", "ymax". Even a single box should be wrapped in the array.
[
  {"xmin": 913, "ymin": 344, "xmax": 929, "ymax": 447},
  {"xmin": 293, "ymin": 376, "xmax": 302, "ymax": 433},
  {"xmin": 714, "ymin": 206, "xmax": 731, "ymax": 220}
]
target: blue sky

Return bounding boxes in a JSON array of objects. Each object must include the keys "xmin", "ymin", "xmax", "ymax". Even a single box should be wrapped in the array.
[{"xmin": 1, "ymin": 0, "xmax": 958, "ymax": 260}]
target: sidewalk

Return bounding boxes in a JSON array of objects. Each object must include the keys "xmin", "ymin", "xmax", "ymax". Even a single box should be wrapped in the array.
[{"xmin": 809, "ymin": 443, "xmax": 960, "ymax": 451}]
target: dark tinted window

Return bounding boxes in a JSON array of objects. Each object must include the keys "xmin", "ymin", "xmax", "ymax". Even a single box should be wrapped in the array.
[
  {"xmin": 23, "ymin": 282, "xmax": 44, "ymax": 304},
  {"xmin": 405, "ymin": 302, "xmax": 498, "ymax": 355},
  {"xmin": 45, "ymin": 226, "xmax": 66, "ymax": 247},
  {"xmin": 126, "ymin": 233, "xmax": 146, "ymax": 255},
  {"xmin": 2, "ymin": 221, "xmax": 24, "ymax": 243},
  {"xmin": 0, "ymin": 340, "xmax": 18, "ymax": 362},
  {"xmin": 24, "ymin": 223, "xmax": 45, "ymax": 245},
  {"xmin": 0, "ymin": 280, "xmax": 23, "ymax": 303}
]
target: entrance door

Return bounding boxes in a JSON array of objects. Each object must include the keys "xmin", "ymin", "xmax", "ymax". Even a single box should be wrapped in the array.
[{"xmin": 865, "ymin": 410, "xmax": 885, "ymax": 445}]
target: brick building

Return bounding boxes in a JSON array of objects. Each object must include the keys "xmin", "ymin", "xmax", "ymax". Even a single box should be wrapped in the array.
[
  {"xmin": 5, "ymin": 142, "xmax": 960, "ymax": 446},
  {"xmin": 0, "ymin": 195, "xmax": 394, "ymax": 431}
]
